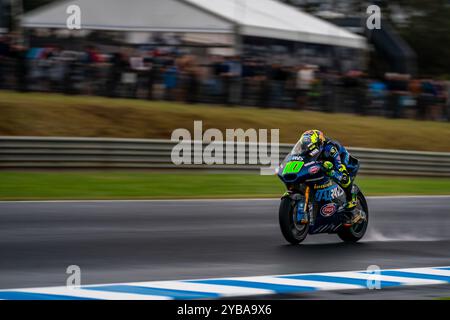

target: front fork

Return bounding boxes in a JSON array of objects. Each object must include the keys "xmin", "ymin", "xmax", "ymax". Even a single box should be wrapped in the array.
[{"xmin": 282, "ymin": 186, "xmax": 311, "ymax": 225}]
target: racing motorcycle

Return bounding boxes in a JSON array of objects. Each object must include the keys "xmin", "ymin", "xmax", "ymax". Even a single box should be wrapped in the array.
[{"xmin": 277, "ymin": 148, "xmax": 369, "ymax": 245}]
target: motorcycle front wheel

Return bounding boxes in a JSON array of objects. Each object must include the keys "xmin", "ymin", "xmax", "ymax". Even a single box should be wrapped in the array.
[{"xmin": 279, "ymin": 197, "xmax": 309, "ymax": 245}]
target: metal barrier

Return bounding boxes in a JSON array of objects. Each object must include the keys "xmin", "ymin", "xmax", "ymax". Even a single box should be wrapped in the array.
[{"xmin": 1, "ymin": 136, "xmax": 450, "ymax": 177}]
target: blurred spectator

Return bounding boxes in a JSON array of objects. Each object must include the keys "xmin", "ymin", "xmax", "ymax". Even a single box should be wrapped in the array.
[
  {"xmin": 241, "ymin": 58, "xmax": 258, "ymax": 106},
  {"xmin": 143, "ymin": 56, "xmax": 157, "ymax": 100},
  {"xmin": 342, "ymin": 70, "xmax": 367, "ymax": 115},
  {"xmin": 319, "ymin": 69, "xmax": 339, "ymax": 113},
  {"xmin": 0, "ymin": 34, "xmax": 11, "ymax": 89},
  {"xmin": 11, "ymin": 43, "xmax": 29, "ymax": 92},
  {"xmin": 418, "ymin": 77, "xmax": 438, "ymax": 120},
  {"xmin": 0, "ymin": 34, "xmax": 448, "ymax": 122},
  {"xmin": 83, "ymin": 45, "xmax": 103, "ymax": 95},
  {"xmin": 106, "ymin": 51, "xmax": 127, "ymax": 98},
  {"xmin": 163, "ymin": 59, "xmax": 178, "ymax": 101},
  {"xmin": 368, "ymin": 78, "xmax": 387, "ymax": 115},
  {"xmin": 47, "ymin": 47, "xmax": 66, "ymax": 92},
  {"xmin": 446, "ymin": 81, "xmax": 450, "ymax": 121},
  {"xmin": 385, "ymin": 73, "xmax": 410, "ymax": 118},
  {"xmin": 268, "ymin": 63, "xmax": 289, "ymax": 108},
  {"xmin": 209, "ymin": 55, "xmax": 226, "ymax": 100},
  {"xmin": 296, "ymin": 64, "xmax": 315, "ymax": 109},
  {"xmin": 223, "ymin": 56, "xmax": 242, "ymax": 106},
  {"xmin": 433, "ymin": 80, "xmax": 447, "ymax": 121},
  {"xmin": 0, "ymin": 35, "xmax": 9, "ymax": 56},
  {"xmin": 183, "ymin": 55, "xmax": 200, "ymax": 104}
]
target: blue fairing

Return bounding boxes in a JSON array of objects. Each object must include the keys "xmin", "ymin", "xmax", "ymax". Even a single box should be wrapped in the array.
[{"xmin": 278, "ymin": 154, "xmax": 348, "ymax": 234}]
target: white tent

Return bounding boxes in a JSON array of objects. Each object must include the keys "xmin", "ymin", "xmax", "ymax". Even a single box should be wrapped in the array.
[{"xmin": 22, "ymin": 0, "xmax": 366, "ymax": 49}]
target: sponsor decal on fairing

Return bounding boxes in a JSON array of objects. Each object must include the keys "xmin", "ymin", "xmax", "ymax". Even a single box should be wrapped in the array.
[{"xmin": 320, "ymin": 203, "xmax": 337, "ymax": 217}]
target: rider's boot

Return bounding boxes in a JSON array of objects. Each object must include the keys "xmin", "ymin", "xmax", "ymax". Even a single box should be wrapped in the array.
[
  {"xmin": 344, "ymin": 192, "xmax": 358, "ymax": 210},
  {"xmin": 338, "ymin": 167, "xmax": 356, "ymax": 211},
  {"xmin": 343, "ymin": 185, "xmax": 359, "ymax": 227},
  {"xmin": 332, "ymin": 166, "xmax": 361, "ymax": 227}
]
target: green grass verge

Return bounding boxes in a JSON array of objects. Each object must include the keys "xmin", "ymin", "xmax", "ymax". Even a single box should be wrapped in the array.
[
  {"xmin": 1, "ymin": 172, "xmax": 449, "ymax": 200},
  {"xmin": 1, "ymin": 90, "xmax": 450, "ymax": 151}
]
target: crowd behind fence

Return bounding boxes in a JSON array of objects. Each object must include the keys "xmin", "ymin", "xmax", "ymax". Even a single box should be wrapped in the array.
[{"xmin": 1, "ymin": 34, "xmax": 449, "ymax": 121}]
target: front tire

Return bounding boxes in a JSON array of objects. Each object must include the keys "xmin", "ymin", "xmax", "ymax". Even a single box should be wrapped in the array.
[
  {"xmin": 279, "ymin": 197, "xmax": 309, "ymax": 245},
  {"xmin": 337, "ymin": 191, "xmax": 369, "ymax": 242}
]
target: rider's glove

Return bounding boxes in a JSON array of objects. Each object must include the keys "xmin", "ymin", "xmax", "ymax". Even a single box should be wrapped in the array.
[
  {"xmin": 323, "ymin": 161, "xmax": 334, "ymax": 172},
  {"xmin": 322, "ymin": 161, "xmax": 336, "ymax": 178}
]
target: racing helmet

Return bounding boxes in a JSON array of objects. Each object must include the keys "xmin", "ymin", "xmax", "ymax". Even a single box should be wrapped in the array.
[{"xmin": 293, "ymin": 130, "xmax": 325, "ymax": 157}]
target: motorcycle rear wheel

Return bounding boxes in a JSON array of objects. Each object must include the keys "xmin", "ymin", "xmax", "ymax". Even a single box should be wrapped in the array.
[
  {"xmin": 337, "ymin": 191, "xmax": 369, "ymax": 242},
  {"xmin": 279, "ymin": 197, "xmax": 309, "ymax": 245}
]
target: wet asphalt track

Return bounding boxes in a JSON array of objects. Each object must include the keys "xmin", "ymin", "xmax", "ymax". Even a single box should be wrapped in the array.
[{"xmin": 0, "ymin": 197, "xmax": 449, "ymax": 298}]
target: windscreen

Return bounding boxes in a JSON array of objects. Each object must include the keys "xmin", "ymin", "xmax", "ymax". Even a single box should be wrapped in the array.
[{"xmin": 291, "ymin": 139, "xmax": 310, "ymax": 156}]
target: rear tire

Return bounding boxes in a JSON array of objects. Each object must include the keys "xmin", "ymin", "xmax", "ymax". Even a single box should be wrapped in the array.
[
  {"xmin": 337, "ymin": 191, "xmax": 369, "ymax": 242},
  {"xmin": 279, "ymin": 197, "xmax": 309, "ymax": 245}
]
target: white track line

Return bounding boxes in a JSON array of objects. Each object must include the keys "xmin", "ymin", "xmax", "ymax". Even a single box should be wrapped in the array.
[
  {"xmin": 1, "ymin": 266, "xmax": 449, "ymax": 300},
  {"xmin": 316, "ymin": 271, "xmax": 445, "ymax": 286},
  {"xmin": 400, "ymin": 268, "xmax": 450, "ymax": 277},
  {"xmin": 121, "ymin": 281, "xmax": 273, "ymax": 297},
  {"xmin": 223, "ymin": 276, "xmax": 362, "ymax": 291},
  {"xmin": 11, "ymin": 287, "xmax": 171, "ymax": 300}
]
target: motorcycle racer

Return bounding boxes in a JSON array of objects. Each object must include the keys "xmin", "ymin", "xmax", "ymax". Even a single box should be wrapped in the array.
[{"xmin": 293, "ymin": 130, "xmax": 360, "ymax": 222}]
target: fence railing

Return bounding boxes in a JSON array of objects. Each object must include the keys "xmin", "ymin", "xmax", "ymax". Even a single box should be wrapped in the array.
[{"xmin": 1, "ymin": 136, "xmax": 450, "ymax": 177}]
